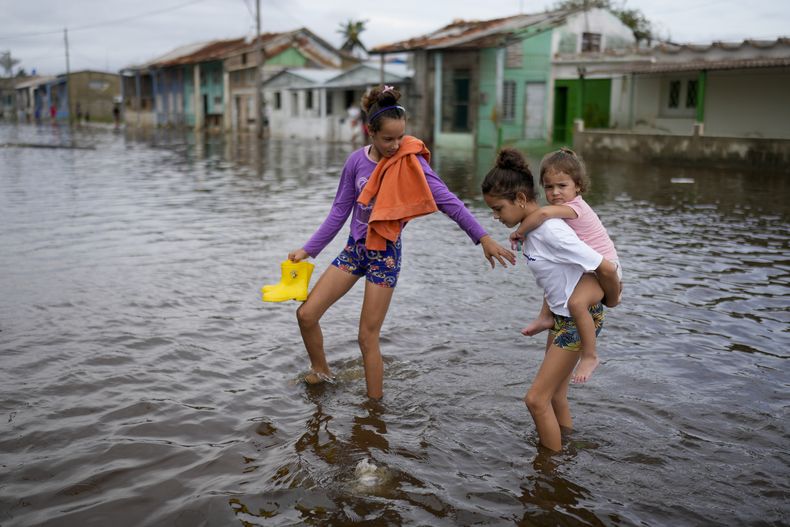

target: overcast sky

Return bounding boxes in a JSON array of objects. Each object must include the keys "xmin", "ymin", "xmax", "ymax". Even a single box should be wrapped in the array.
[{"xmin": 2, "ymin": 0, "xmax": 788, "ymax": 76}]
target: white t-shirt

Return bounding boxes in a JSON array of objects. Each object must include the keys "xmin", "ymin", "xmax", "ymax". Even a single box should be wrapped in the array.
[{"xmin": 523, "ymin": 218, "xmax": 603, "ymax": 317}]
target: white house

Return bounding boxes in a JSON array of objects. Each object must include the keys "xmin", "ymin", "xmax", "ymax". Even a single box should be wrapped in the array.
[{"xmin": 263, "ymin": 62, "xmax": 413, "ymax": 142}]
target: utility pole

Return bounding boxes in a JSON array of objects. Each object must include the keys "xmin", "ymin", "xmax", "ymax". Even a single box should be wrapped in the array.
[
  {"xmin": 255, "ymin": 0, "xmax": 264, "ymax": 138},
  {"xmin": 64, "ymin": 28, "xmax": 73, "ymax": 126}
]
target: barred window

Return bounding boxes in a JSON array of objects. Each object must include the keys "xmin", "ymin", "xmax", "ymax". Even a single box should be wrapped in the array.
[
  {"xmin": 581, "ymin": 32, "xmax": 601, "ymax": 52},
  {"xmin": 502, "ymin": 80, "xmax": 516, "ymax": 121}
]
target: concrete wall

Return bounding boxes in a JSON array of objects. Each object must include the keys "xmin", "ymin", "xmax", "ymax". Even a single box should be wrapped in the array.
[
  {"xmin": 705, "ymin": 68, "xmax": 790, "ymax": 139},
  {"xmin": 574, "ymin": 127, "xmax": 790, "ymax": 172}
]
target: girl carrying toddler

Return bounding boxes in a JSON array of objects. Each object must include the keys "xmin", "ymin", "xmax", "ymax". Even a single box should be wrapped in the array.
[{"xmin": 510, "ymin": 148, "xmax": 621, "ymax": 383}]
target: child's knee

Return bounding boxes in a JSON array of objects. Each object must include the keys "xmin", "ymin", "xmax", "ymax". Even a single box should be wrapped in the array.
[
  {"xmin": 296, "ymin": 304, "xmax": 317, "ymax": 327},
  {"xmin": 524, "ymin": 389, "xmax": 550, "ymax": 415},
  {"xmin": 357, "ymin": 327, "xmax": 380, "ymax": 353},
  {"xmin": 567, "ymin": 296, "xmax": 589, "ymax": 314}
]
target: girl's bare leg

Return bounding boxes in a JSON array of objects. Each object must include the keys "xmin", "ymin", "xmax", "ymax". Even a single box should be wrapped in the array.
[
  {"xmin": 522, "ymin": 298, "xmax": 554, "ymax": 336},
  {"xmin": 567, "ymin": 274, "xmax": 604, "ymax": 384},
  {"xmin": 357, "ymin": 280, "xmax": 395, "ymax": 400},
  {"xmin": 296, "ymin": 266, "xmax": 360, "ymax": 381},
  {"xmin": 524, "ymin": 341, "xmax": 579, "ymax": 452}
]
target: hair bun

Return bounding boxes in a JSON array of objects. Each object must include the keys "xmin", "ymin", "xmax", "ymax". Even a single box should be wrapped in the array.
[
  {"xmin": 496, "ymin": 148, "xmax": 529, "ymax": 172},
  {"xmin": 362, "ymin": 85, "xmax": 401, "ymax": 112}
]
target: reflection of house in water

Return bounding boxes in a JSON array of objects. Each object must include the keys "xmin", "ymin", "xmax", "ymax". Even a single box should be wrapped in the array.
[
  {"xmin": 121, "ymin": 28, "xmax": 353, "ymax": 132},
  {"xmin": 370, "ymin": 8, "xmax": 636, "ymax": 150},
  {"xmin": 262, "ymin": 62, "xmax": 412, "ymax": 142},
  {"xmin": 573, "ymin": 38, "xmax": 790, "ymax": 169}
]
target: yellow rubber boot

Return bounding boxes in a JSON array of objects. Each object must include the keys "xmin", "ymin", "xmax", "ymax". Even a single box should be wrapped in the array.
[{"xmin": 262, "ymin": 260, "xmax": 314, "ymax": 302}]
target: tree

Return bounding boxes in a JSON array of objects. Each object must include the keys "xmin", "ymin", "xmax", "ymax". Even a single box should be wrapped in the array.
[
  {"xmin": 337, "ymin": 19, "xmax": 368, "ymax": 58},
  {"xmin": 552, "ymin": 0, "xmax": 654, "ymax": 45},
  {"xmin": 0, "ymin": 51, "xmax": 20, "ymax": 78}
]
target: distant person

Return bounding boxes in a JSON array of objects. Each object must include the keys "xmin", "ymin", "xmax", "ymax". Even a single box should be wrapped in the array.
[
  {"xmin": 113, "ymin": 104, "xmax": 121, "ymax": 129},
  {"xmin": 284, "ymin": 85, "xmax": 515, "ymax": 400},
  {"xmin": 509, "ymin": 147, "xmax": 622, "ymax": 383},
  {"xmin": 347, "ymin": 104, "xmax": 362, "ymax": 145},
  {"xmin": 482, "ymin": 148, "xmax": 620, "ymax": 452},
  {"xmin": 49, "ymin": 103, "xmax": 57, "ymax": 123},
  {"xmin": 76, "ymin": 102, "xmax": 82, "ymax": 124}
]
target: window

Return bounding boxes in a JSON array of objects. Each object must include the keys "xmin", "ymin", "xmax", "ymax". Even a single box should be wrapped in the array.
[
  {"xmin": 326, "ymin": 92, "xmax": 333, "ymax": 115},
  {"xmin": 274, "ymin": 91, "xmax": 281, "ymax": 110},
  {"xmin": 502, "ymin": 80, "xmax": 516, "ymax": 122},
  {"xmin": 241, "ymin": 53, "xmax": 247, "ymax": 65},
  {"xmin": 663, "ymin": 78, "xmax": 698, "ymax": 117},
  {"xmin": 668, "ymin": 80, "xmax": 681, "ymax": 109},
  {"xmin": 581, "ymin": 32, "xmax": 602, "ymax": 52},
  {"xmin": 686, "ymin": 80, "xmax": 698, "ymax": 108}
]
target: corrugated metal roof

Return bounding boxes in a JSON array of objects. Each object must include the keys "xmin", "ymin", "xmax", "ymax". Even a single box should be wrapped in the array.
[
  {"xmin": 371, "ymin": 9, "xmax": 571, "ymax": 53},
  {"xmin": 155, "ymin": 38, "xmax": 247, "ymax": 67}
]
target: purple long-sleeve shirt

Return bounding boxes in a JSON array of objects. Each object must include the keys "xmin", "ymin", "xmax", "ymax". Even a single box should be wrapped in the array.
[{"xmin": 303, "ymin": 146, "xmax": 488, "ymax": 257}]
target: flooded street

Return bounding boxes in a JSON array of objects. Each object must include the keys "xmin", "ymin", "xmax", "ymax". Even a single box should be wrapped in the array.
[{"xmin": 1, "ymin": 123, "xmax": 788, "ymax": 526}]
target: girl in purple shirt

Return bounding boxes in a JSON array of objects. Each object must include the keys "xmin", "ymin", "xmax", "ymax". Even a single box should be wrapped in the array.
[{"xmin": 287, "ymin": 85, "xmax": 515, "ymax": 400}]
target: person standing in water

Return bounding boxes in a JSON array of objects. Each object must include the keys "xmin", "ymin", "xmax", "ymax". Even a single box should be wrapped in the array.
[
  {"xmin": 482, "ymin": 148, "xmax": 619, "ymax": 452},
  {"xmin": 286, "ymin": 85, "xmax": 515, "ymax": 400}
]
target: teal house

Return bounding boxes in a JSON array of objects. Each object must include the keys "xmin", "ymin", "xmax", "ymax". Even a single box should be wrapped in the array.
[{"xmin": 371, "ymin": 8, "xmax": 635, "ymax": 150}]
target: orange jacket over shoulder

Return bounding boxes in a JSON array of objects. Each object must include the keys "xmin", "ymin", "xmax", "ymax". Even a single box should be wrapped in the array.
[{"xmin": 357, "ymin": 136, "xmax": 438, "ymax": 250}]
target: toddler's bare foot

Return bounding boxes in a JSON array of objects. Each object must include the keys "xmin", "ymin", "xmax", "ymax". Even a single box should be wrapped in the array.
[
  {"xmin": 521, "ymin": 315, "xmax": 554, "ymax": 336},
  {"xmin": 572, "ymin": 356, "xmax": 599, "ymax": 384}
]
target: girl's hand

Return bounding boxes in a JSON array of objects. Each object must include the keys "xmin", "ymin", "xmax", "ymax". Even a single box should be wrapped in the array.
[
  {"xmin": 509, "ymin": 230, "xmax": 525, "ymax": 251},
  {"xmin": 479, "ymin": 235, "xmax": 516, "ymax": 268},
  {"xmin": 288, "ymin": 248, "xmax": 309, "ymax": 262}
]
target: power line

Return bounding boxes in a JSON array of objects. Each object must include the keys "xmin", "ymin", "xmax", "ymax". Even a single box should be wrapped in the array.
[{"xmin": 0, "ymin": 0, "xmax": 208, "ymax": 41}]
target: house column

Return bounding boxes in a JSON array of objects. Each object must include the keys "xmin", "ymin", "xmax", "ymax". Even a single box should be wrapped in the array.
[
  {"xmin": 151, "ymin": 69, "xmax": 160, "ymax": 126},
  {"xmin": 193, "ymin": 64, "xmax": 203, "ymax": 131},
  {"xmin": 134, "ymin": 72, "xmax": 142, "ymax": 127},
  {"xmin": 223, "ymin": 69, "xmax": 231, "ymax": 132},
  {"xmin": 495, "ymin": 47, "xmax": 505, "ymax": 149},
  {"xmin": 694, "ymin": 70, "xmax": 707, "ymax": 136},
  {"xmin": 320, "ymin": 88, "xmax": 328, "ymax": 140},
  {"xmin": 433, "ymin": 52, "xmax": 442, "ymax": 141}
]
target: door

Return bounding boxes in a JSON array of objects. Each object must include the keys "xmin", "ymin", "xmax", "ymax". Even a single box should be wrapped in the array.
[
  {"xmin": 524, "ymin": 82, "xmax": 546, "ymax": 139},
  {"xmin": 553, "ymin": 86, "xmax": 568, "ymax": 143}
]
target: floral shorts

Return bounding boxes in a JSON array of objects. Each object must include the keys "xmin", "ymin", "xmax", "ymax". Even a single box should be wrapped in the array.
[
  {"xmin": 332, "ymin": 236, "xmax": 402, "ymax": 288},
  {"xmin": 550, "ymin": 303, "xmax": 605, "ymax": 351}
]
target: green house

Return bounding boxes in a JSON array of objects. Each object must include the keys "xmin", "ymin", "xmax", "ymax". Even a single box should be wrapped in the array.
[{"xmin": 371, "ymin": 8, "xmax": 635, "ymax": 150}]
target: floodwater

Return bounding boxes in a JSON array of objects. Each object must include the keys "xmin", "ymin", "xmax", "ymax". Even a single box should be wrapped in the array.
[{"xmin": 0, "ymin": 123, "xmax": 788, "ymax": 526}]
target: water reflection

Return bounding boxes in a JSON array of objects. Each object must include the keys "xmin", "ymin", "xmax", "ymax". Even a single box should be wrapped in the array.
[{"xmin": 0, "ymin": 124, "xmax": 787, "ymax": 527}]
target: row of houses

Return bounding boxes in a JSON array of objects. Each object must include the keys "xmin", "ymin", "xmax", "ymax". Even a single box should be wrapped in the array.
[
  {"xmin": 2, "ymin": 71, "xmax": 120, "ymax": 124},
  {"xmin": 2, "ymin": 7, "xmax": 788, "ymax": 166}
]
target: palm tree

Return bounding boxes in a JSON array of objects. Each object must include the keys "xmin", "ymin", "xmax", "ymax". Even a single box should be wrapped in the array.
[{"xmin": 337, "ymin": 19, "xmax": 368, "ymax": 59}]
